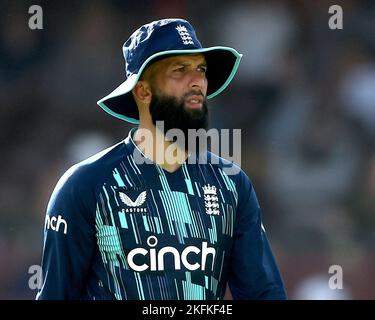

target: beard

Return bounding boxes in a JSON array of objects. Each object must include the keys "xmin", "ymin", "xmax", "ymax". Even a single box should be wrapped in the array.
[{"xmin": 149, "ymin": 90, "xmax": 208, "ymax": 152}]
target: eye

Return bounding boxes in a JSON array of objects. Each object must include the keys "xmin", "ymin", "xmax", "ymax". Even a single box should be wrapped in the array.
[
  {"xmin": 173, "ymin": 66, "xmax": 186, "ymax": 72},
  {"xmin": 198, "ymin": 66, "xmax": 207, "ymax": 73}
]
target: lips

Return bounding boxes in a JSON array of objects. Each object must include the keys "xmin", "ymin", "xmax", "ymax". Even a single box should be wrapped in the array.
[{"xmin": 186, "ymin": 94, "xmax": 204, "ymax": 108}]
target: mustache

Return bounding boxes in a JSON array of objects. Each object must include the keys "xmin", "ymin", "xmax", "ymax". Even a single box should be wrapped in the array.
[{"xmin": 183, "ymin": 90, "xmax": 205, "ymax": 99}]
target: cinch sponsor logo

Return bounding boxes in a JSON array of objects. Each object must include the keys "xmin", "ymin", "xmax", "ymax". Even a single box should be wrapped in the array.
[
  {"xmin": 127, "ymin": 236, "xmax": 216, "ymax": 272},
  {"xmin": 45, "ymin": 214, "xmax": 67, "ymax": 234}
]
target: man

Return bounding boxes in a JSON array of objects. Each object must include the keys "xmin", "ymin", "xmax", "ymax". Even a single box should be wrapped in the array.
[{"xmin": 36, "ymin": 18, "xmax": 286, "ymax": 300}]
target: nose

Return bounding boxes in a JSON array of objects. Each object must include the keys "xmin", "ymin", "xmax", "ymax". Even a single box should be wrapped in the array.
[{"xmin": 189, "ymin": 70, "xmax": 207, "ymax": 94}]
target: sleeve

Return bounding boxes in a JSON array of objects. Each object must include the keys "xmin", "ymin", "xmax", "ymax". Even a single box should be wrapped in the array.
[
  {"xmin": 227, "ymin": 171, "xmax": 287, "ymax": 300},
  {"xmin": 36, "ymin": 166, "xmax": 96, "ymax": 300}
]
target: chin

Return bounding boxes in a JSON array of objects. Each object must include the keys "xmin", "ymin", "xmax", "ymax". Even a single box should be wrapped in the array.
[{"xmin": 184, "ymin": 104, "xmax": 204, "ymax": 113}]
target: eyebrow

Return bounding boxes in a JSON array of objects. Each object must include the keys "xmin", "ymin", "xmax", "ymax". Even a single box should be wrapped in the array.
[{"xmin": 169, "ymin": 61, "xmax": 207, "ymax": 68}]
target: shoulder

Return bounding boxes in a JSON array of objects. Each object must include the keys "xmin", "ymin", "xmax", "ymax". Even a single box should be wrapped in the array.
[
  {"xmin": 205, "ymin": 151, "xmax": 252, "ymax": 187},
  {"xmin": 205, "ymin": 153, "xmax": 261, "ymax": 222},
  {"xmin": 48, "ymin": 141, "xmax": 127, "ymax": 208},
  {"xmin": 61, "ymin": 140, "xmax": 126, "ymax": 184}
]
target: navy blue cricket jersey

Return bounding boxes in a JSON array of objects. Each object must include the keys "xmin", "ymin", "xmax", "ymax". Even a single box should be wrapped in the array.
[{"xmin": 36, "ymin": 128, "xmax": 286, "ymax": 300}]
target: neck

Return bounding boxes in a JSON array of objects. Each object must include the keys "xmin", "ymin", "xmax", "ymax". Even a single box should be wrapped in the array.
[{"xmin": 133, "ymin": 118, "xmax": 188, "ymax": 173}]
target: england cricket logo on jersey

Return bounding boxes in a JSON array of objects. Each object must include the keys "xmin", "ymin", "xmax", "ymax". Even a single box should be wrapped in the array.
[
  {"xmin": 203, "ymin": 184, "xmax": 220, "ymax": 215},
  {"xmin": 175, "ymin": 25, "xmax": 194, "ymax": 45},
  {"xmin": 119, "ymin": 191, "xmax": 147, "ymax": 213}
]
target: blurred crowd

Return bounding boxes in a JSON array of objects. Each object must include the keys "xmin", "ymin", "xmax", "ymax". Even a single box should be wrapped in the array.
[{"xmin": 0, "ymin": 0, "xmax": 374, "ymax": 299}]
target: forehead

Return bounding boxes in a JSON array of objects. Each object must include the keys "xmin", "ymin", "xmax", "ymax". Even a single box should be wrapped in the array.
[
  {"xmin": 165, "ymin": 53, "xmax": 206, "ymax": 64},
  {"xmin": 154, "ymin": 53, "xmax": 207, "ymax": 69},
  {"xmin": 141, "ymin": 53, "xmax": 207, "ymax": 81}
]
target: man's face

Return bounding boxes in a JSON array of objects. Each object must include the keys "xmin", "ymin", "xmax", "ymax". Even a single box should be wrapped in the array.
[{"xmin": 146, "ymin": 54, "xmax": 209, "ymax": 144}]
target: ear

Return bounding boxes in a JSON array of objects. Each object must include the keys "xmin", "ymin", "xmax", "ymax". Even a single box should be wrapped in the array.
[{"xmin": 132, "ymin": 80, "xmax": 152, "ymax": 104}]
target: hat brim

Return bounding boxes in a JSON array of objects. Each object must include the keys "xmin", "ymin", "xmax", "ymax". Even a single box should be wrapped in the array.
[{"xmin": 97, "ymin": 46, "xmax": 242, "ymax": 124}]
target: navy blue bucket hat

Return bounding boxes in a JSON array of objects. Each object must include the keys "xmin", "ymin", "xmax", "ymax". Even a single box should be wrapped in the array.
[{"xmin": 97, "ymin": 18, "xmax": 242, "ymax": 124}]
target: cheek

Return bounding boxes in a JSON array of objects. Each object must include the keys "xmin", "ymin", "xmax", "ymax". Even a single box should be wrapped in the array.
[
  {"xmin": 202, "ymin": 79, "xmax": 208, "ymax": 95},
  {"xmin": 161, "ymin": 80, "xmax": 186, "ymax": 97}
]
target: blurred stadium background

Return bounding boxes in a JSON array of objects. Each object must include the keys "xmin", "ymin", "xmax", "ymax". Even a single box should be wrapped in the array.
[{"xmin": 0, "ymin": 0, "xmax": 374, "ymax": 299}]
